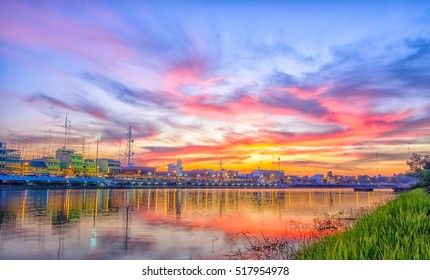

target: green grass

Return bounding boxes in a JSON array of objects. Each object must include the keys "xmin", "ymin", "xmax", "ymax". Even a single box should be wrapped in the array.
[{"xmin": 297, "ymin": 188, "xmax": 430, "ymax": 260}]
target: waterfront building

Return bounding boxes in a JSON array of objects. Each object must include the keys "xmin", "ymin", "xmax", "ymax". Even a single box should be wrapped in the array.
[
  {"xmin": 167, "ymin": 159, "xmax": 183, "ymax": 177},
  {"xmin": 121, "ymin": 166, "xmax": 156, "ymax": 177},
  {"xmin": 14, "ymin": 157, "xmax": 61, "ymax": 176},
  {"xmin": 183, "ymin": 169, "xmax": 215, "ymax": 178},
  {"xmin": 285, "ymin": 175, "xmax": 300, "ymax": 183},
  {"xmin": 55, "ymin": 148, "xmax": 84, "ymax": 175},
  {"xmin": 0, "ymin": 143, "xmax": 6, "ymax": 173},
  {"xmin": 236, "ymin": 173, "xmax": 252, "ymax": 180},
  {"xmin": 97, "ymin": 158, "xmax": 121, "ymax": 175},
  {"xmin": 1, "ymin": 143, "xmax": 22, "ymax": 174},
  {"xmin": 27, "ymin": 159, "xmax": 49, "ymax": 175},
  {"xmin": 216, "ymin": 169, "xmax": 238, "ymax": 179},
  {"xmin": 8, "ymin": 151, "xmax": 22, "ymax": 174},
  {"xmin": 308, "ymin": 174, "xmax": 324, "ymax": 183},
  {"xmin": 42, "ymin": 157, "xmax": 61, "ymax": 175},
  {"xmin": 36, "ymin": 157, "xmax": 61, "ymax": 175},
  {"xmin": 357, "ymin": 175, "xmax": 372, "ymax": 184},
  {"xmin": 83, "ymin": 159, "xmax": 96, "ymax": 176},
  {"xmin": 251, "ymin": 168, "xmax": 285, "ymax": 181}
]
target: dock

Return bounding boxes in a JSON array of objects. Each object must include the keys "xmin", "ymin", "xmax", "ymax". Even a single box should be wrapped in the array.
[{"xmin": 0, "ymin": 175, "xmax": 413, "ymax": 191}]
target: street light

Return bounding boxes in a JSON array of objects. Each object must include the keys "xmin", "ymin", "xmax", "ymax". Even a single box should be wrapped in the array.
[{"xmin": 95, "ymin": 134, "xmax": 101, "ymax": 177}]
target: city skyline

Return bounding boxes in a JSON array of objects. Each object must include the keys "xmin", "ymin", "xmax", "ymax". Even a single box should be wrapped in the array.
[{"xmin": 1, "ymin": 1, "xmax": 430, "ymax": 175}]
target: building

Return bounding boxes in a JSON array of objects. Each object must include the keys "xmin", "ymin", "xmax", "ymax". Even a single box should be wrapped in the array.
[
  {"xmin": 0, "ymin": 143, "xmax": 22, "ymax": 175},
  {"xmin": 97, "ymin": 158, "xmax": 121, "ymax": 175},
  {"xmin": 167, "ymin": 159, "xmax": 183, "ymax": 177},
  {"xmin": 251, "ymin": 168, "xmax": 285, "ymax": 181},
  {"xmin": 55, "ymin": 148, "xmax": 83, "ymax": 175},
  {"xmin": 184, "ymin": 168, "xmax": 216, "ymax": 178},
  {"xmin": 41, "ymin": 157, "xmax": 60, "ymax": 175},
  {"xmin": 237, "ymin": 173, "xmax": 252, "ymax": 180},
  {"xmin": 26, "ymin": 160, "xmax": 49, "ymax": 175},
  {"xmin": 121, "ymin": 166, "xmax": 156, "ymax": 177},
  {"xmin": 216, "ymin": 169, "xmax": 239, "ymax": 179},
  {"xmin": 83, "ymin": 159, "xmax": 96, "ymax": 176},
  {"xmin": 0, "ymin": 143, "xmax": 6, "ymax": 173},
  {"xmin": 309, "ymin": 174, "xmax": 324, "ymax": 183}
]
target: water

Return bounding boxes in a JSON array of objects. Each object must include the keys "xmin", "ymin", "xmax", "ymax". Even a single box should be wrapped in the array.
[{"xmin": 0, "ymin": 188, "xmax": 394, "ymax": 259}]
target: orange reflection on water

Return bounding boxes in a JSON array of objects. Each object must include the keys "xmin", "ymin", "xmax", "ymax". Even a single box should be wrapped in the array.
[
  {"xmin": 0, "ymin": 188, "xmax": 395, "ymax": 259},
  {"xmin": 136, "ymin": 188, "xmax": 393, "ymax": 238}
]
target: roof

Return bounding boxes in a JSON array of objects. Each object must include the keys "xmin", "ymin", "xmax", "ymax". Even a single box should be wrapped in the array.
[{"xmin": 29, "ymin": 160, "xmax": 48, "ymax": 168}]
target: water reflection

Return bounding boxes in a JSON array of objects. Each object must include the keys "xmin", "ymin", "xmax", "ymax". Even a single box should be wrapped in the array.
[{"xmin": 0, "ymin": 188, "xmax": 394, "ymax": 259}]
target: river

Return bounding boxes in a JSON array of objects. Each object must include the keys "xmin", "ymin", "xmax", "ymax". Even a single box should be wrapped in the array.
[{"xmin": 0, "ymin": 188, "xmax": 394, "ymax": 259}]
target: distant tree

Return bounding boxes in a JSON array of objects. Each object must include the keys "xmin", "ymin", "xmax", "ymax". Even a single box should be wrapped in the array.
[
  {"xmin": 418, "ymin": 170, "xmax": 430, "ymax": 188},
  {"xmin": 406, "ymin": 153, "xmax": 430, "ymax": 174},
  {"xmin": 407, "ymin": 153, "xmax": 430, "ymax": 188}
]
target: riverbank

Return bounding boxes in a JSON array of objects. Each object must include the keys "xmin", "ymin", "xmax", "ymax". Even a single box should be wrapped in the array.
[{"xmin": 297, "ymin": 188, "xmax": 430, "ymax": 259}]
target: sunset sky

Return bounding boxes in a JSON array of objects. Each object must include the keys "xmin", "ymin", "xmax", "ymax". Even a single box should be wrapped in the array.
[{"xmin": 1, "ymin": 0, "xmax": 429, "ymax": 175}]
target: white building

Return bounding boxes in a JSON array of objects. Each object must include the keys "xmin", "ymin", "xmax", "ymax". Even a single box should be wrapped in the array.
[{"xmin": 167, "ymin": 159, "xmax": 183, "ymax": 176}]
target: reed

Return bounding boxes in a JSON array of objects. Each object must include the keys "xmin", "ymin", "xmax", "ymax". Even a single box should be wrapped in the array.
[{"xmin": 298, "ymin": 188, "xmax": 430, "ymax": 260}]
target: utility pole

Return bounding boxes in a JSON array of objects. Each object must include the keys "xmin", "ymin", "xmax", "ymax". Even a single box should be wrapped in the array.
[
  {"xmin": 43, "ymin": 132, "xmax": 48, "ymax": 157},
  {"xmin": 95, "ymin": 135, "xmax": 101, "ymax": 177},
  {"xmin": 64, "ymin": 113, "xmax": 68, "ymax": 148},
  {"xmin": 376, "ymin": 152, "xmax": 379, "ymax": 176},
  {"xmin": 82, "ymin": 138, "xmax": 86, "ymax": 158},
  {"xmin": 118, "ymin": 139, "xmax": 121, "ymax": 162},
  {"xmin": 48, "ymin": 129, "xmax": 52, "ymax": 156}
]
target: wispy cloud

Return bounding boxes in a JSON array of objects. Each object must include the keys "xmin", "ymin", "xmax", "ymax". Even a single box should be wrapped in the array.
[{"xmin": 1, "ymin": 0, "xmax": 430, "ymax": 174}]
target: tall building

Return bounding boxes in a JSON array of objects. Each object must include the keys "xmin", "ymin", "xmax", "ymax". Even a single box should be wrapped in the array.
[
  {"xmin": 0, "ymin": 143, "xmax": 6, "ymax": 173},
  {"xmin": 0, "ymin": 142, "xmax": 22, "ymax": 174}
]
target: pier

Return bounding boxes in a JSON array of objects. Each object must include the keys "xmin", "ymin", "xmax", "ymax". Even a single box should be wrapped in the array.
[{"xmin": 0, "ymin": 175, "xmax": 412, "ymax": 191}]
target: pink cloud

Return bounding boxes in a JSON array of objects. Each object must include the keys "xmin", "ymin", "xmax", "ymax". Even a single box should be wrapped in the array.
[
  {"xmin": 163, "ymin": 58, "xmax": 208, "ymax": 92},
  {"xmin": 196, "ymin": 76, "xmax": 225, "ymax": 89},
  {"xmin": 273, "ymin": 84, "xmax": 331, "ymax": 98},
  {"xmin": 0, "ymin": 1, "xmax": 138, "ymax": 67}
]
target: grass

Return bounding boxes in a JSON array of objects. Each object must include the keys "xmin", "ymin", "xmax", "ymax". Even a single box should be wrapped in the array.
[
  {"xmin": 297, "ymin": 188, "xmax": 430, "ymax": 260},
  {"xmin": 224, "ymin": 232, "xmax": 299, "ymax": 260}
]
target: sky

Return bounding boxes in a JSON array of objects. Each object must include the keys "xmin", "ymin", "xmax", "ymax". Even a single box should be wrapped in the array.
[{"xmin": 1, "ymin": 0, "xmax": 429, "ymax": 175}]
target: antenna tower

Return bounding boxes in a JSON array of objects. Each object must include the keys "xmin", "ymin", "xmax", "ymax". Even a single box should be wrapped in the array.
[
  {"xmin": 278, "ymin": 157, "xmax": 281, "ymax": 171},
  {"xmin": 82, "ymin": 138, "xmax": 86, "ymax": 157},
  {"xmin": 64, "ymin": 113, "xmax": 71, "ymax": 149},
  {"xmin": 43, "ymin": 132, "xmax": 48, "ymax": 157},
  {"xmin": 125, "ymin": 125, "xmax": 135, "ymax": 166}
]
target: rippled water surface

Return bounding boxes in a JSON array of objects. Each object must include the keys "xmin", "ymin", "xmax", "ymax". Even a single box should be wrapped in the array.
[{"xmin": 0, "ymin": 188, "xmax": 394, "ymax": 259}]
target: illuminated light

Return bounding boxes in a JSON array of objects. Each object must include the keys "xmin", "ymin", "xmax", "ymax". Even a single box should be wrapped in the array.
[{"xmin": 90, "ymin": 227, "xmax": 97, "ymax": 248}]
